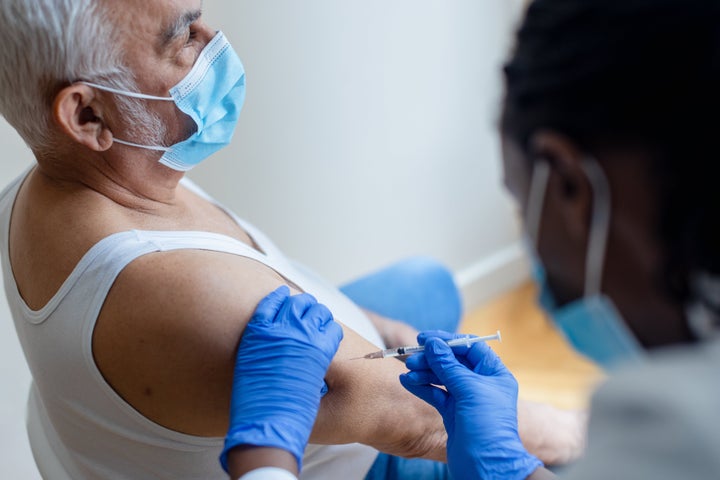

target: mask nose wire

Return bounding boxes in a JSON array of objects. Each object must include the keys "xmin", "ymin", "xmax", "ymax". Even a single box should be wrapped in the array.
[{"xmin": 580, "ymin": 157, "xmax": 612, "ymax": 298}]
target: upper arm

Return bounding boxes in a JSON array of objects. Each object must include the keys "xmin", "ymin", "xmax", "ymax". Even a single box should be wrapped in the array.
[
  {"xmin": 313, "ymin": 327, "xmax": 447, "ymax": 460},
  {"xmin": 93, "ymin": 249, "xmax": 286, "ymax": 436},
  {"xmin": 94, "ymin": 250, "xmax": 447, "ymax": 459}
]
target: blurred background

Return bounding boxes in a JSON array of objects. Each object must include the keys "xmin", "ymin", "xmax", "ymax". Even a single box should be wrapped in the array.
[
  {"xmin": 193, "ymin": 0, "xmax": 529, "ymax": 307},
  {"xmin": 0, "ymin": 2, "xmax": 602, "ymax": 478}
]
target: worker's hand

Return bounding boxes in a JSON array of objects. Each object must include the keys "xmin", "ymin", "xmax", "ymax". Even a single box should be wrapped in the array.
[
  {"xmin": 400, "ymin": 331, "xmax": 542, "ymax": 480},
  {"xmin": 220, "ymin": 286, "xmax": 344, "ymax": 473}
]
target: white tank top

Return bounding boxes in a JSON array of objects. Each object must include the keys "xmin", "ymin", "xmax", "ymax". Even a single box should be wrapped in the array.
[{"xmin": 0, "ymin": 170, "xmax": 383, "ymax": 480}]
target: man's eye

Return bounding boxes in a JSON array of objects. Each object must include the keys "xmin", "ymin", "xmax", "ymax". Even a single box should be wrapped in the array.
[{"xmin": 186, "ymin": 30, "xmax": 198, "ymax": 44}]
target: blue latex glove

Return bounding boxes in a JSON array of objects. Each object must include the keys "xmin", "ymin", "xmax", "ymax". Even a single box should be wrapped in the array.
[
  {"xmin": 400, "ymin": 330, "xmax": 542, "ymax": 480},
  {"xmin": 220, "ymin": 286, "xmax": 344, "ymax": 472}
]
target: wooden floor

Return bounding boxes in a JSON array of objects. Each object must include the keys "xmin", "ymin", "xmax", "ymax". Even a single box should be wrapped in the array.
[{"xmin": 459, "ymin": 281, "xmax": 605, "ymax": 411}]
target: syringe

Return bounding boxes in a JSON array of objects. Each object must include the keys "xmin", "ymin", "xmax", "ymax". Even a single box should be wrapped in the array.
[{"xmin": 360, "ymin": 331, "xmax": 502, "ymax": 359}]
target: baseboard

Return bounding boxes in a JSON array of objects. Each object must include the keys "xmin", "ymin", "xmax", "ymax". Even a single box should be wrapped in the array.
[{"xmin": 454, "ymin": 242, "xmax": 530, "ymax": 312}]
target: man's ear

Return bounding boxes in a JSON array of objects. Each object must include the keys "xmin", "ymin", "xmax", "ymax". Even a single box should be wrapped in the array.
[
  {"xmin": 529, "ymin": 130, "xmax": 593, "ymax": 240},
  {"xmin": 52, "ymin": 84, "xmax": 114, "ymax": 152}
]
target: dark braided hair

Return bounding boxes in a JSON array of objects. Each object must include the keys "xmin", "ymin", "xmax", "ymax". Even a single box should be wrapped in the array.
[{"xmin": 502, "ymin": 0, "xmax": 720, "ymax": 303}]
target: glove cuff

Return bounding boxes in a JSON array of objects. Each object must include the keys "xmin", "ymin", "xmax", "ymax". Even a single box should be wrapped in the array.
[
  {"xmin": 476, "ymin": 452, "xmax": 543, "ymax": 480},
  {"xmin": 510, "ymin": 454, "xmax": 544, "ymax": 480},
  {"xmin": 220, "ymin": 421, "xmax": 309, "ymax": 473}
]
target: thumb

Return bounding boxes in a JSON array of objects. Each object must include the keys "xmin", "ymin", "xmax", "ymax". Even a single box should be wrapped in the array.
[
  {"xmin": 251, "ymin": 286, "xmax": 291, "ymax": 324},
  {"xmin": 465, "ymin": 342, "xmax": 510, "ymax": 377}
]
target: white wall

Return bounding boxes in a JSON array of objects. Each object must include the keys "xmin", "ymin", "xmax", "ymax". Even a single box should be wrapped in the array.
[
  {"xmin": 192, "ymin": 0, "xmax": 530, "ymax": 308},
  {"xmin": 0, "ymin": 1, "xmax": 526, "ymax": 476}
]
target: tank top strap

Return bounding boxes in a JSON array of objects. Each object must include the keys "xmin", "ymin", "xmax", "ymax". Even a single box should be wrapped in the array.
[
  {"xmin": 10, "ymin": 228, "xmax": 294, "ymax": 325},
  {"xmin": 180, "ymin": 176, "xmax": 285, "ymax": 260}
]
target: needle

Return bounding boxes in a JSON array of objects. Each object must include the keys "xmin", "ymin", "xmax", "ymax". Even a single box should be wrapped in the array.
[{"xmin": 352, "ymin": 331, "xmax": 501, "ymax": 360}]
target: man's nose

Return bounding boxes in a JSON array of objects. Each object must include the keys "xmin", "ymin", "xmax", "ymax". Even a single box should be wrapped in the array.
[{"xmin": 197, "ymin": 22, "xmax": 219, "ymax": 47}]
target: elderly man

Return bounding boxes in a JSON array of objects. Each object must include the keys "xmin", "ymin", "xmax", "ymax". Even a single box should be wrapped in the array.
[{"xmin": 0, "ymin": 1, "xmax": 583, "ymax": 478}]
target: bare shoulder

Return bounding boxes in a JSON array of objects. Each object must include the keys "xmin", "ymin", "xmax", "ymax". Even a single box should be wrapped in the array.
[
  {"xmin": 93, "ymin": 249, "xmax": 288, "ymax": 436},
  {"xmin": 14, "ymin": 173, "xmax": 448, "ymax": 455}
]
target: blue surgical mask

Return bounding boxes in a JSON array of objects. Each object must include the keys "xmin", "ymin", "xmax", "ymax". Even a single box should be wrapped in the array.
[
  {"xmin": 81, "ymin": 31, "xmax": 246, "ymax": 172},
  {"xmin": 525, "ymin": 158, "xmax": 644, "ymax": 370}
]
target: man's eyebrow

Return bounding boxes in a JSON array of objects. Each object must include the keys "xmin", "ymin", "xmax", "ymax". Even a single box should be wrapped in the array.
[{"xmin": 159, "ymin": 9, "xmax": 202, "ymax": 49}]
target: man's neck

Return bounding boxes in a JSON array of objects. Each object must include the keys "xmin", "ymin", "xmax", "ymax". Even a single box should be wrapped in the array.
[{"xmin": 34, "ymin": 148, "xmax": 186, "ymax": 211}]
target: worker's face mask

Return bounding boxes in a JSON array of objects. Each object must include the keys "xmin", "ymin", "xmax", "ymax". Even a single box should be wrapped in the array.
[
  {"xmin": 524, "ymin": 158, "xmax": 644, "ymax": 370},
  {"xmin": 81, "ymin": 31, "xmax": 246, "ymax": 172}
]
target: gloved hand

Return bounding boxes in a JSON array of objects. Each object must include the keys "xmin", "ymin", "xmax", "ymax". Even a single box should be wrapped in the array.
[
  {"xmin": 400, "ymin": 330, "xmax": 542, "ymax": 480},
  {"xmin": 220, "ymin": 286, "xmax": 344, "ymax": 473}
]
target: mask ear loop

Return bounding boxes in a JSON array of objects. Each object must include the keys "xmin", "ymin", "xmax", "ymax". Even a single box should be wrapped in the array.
[
  {"xmin": 112, "ymin": 138, "xmax": 170, "ymax": 152},
  {"xmin": 525, "ymin": 160, "xmax": 551, "ymax": 247},
  {"xmin": 580, "ymin": 157, "xmax": 612, "ymax": 297},
  {"xmin": 75, "ymin": 81, "xmax": 175, "ymax": 152},
  {"xmin": 77, "ymin": 81, "xmax": 175, "ymax": 101}
]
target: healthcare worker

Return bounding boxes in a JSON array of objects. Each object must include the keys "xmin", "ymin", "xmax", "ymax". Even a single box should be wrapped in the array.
[
  {"xmin": 222, "ymin": 0, "xmax": 720, "ymax": 478},
  {"xmin": 220, "ymin": 286, "xmax": 534, "ymax": 480}
]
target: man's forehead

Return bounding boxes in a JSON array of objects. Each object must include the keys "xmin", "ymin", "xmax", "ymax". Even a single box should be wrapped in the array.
[
  {"xmin": 159, "ymin": 5, "xmax": 203, "ymax": 47},
  {"xmin": 110, "ymin": 0, "xmax": 203, "ymax": 41},
  {"xmin": 135, "ymin": 0, "xmax": 202, "ymax": 14}
]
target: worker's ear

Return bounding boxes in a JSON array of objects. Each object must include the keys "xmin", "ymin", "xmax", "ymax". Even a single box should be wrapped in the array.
[
  {"xmin": 52, "ymin": 84, "xmax": 114, "ymax": 152},
  {"xmin": 528, "ymin": 130, "xmax": 593, "ymax": 241}
]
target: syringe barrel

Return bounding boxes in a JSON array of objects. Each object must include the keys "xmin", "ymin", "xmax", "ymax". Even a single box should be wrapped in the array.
[{"xmin": 388, "ymin": 345, "xmax": 425, "ymax": 357}]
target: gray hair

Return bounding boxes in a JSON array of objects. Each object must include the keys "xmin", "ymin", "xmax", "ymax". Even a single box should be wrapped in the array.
[{"xmin": 0, "ymin": 0, "xmax": 164, "ymax": 152}]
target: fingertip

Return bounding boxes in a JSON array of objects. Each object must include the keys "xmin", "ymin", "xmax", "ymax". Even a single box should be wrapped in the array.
[
  {"xmin": 424, "ymin": 338, "xmax": 466, "ymax": 384},
  {"xmin": 399, "ymin": 375, "xmax": 421, "ymax": 397},
  {"xmin": 327, "ymin": 321, "xmax": 344, "ymax": 352},
  {"xmin": 423, "ymin": 339, "xmax": 452, "ymax": 368},
  {"xmin": 285, "ymin": 292, "xmax": 318, "ymax": 318},
  {"xmin": 306, "ymin": 303, "xmax": 333, "ymax": 327},
  {"xmin": 466, "ymin": 341, "xmax": 508, "ymax": 375},
  {"xmin": 417, "ymin": 330, "xmax": 463, "ymax": 345},
  {"xmin": 300, "ymin": 292, "xmax": 318, "ymax": 304},
  {"xmin": 265, "ymin": 285, "xmax": 291, "ymax": 304},
  {"xmin": 425, "ymin": 337, "xmax": 453, "ymax": 356},
  {"xmin": 399, "ymin": 371, "xmax": 424, "ymax": 388},
  {"xmin": 417, "ymin": 330, "xmax": 446, "ymax": 345},
  {"xmin": 263, "ymin": 286, "xmax": 291, "ymax": 307},
  {"xmin": 333, "ymin": 321, "xmax": 344, "ymax": 342},
  {"xmin": 252, "ymin": 285, "xmax": 292, "ymax": 323},
  {"xmin": 404, "ymin": 352, "xmax": 429, "ymax": 371},
  {"xmin": 402, "ymin": 369, "xmax": 441, "ymax": 386},
  {"xmin": 468, "ymin": 340, "xmax": 493, "ymax": 356},
  {"xmin": 274, "ymin": 285, "xmax": 291, "ymax": 297},
  {"xmin": 399, "ymin": 377, "xmax": 448, "ymax": 411}
]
